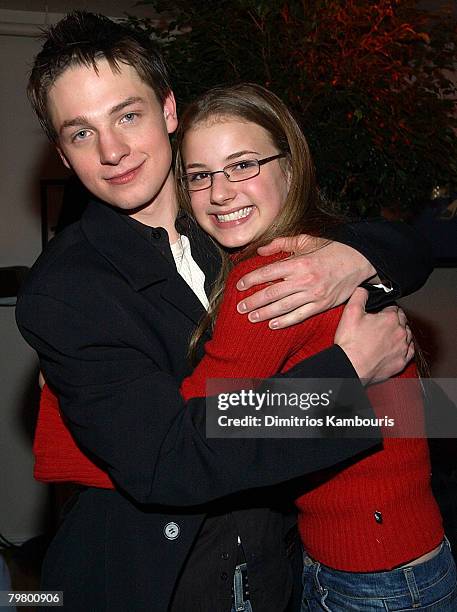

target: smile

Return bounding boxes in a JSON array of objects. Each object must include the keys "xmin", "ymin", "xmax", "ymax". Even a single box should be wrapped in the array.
[
  {"xmin": 105, "ymin": 162, "xmax": 144, "ymax": 185},
  {"xmin": 215, "ymin": 206, "xmax": 254, "ymax": 223}
]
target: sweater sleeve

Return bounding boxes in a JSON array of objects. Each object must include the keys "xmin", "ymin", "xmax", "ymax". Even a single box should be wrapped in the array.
[
  {"xmin": 181, "ymin": 254, "xmax": 320, "ymax": 400},
  {"xmin": 34, "ymin": 384, "xmax": 114, "ymax": 488}
]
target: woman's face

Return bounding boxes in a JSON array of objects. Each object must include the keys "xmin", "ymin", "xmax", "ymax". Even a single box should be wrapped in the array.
[{"xmin": 181, "ymin": 117, "xmax": 289, "ymax": 249}]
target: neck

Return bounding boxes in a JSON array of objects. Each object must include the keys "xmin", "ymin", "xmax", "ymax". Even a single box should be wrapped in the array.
[{"xmin": 129, "ymin": 170, "xmax": 179, "ymax": 242}]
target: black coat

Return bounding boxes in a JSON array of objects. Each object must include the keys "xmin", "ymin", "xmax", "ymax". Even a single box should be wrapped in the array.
[{"xmin": 16, "ymin": 200, "xmax": 432, "ymax": 611}]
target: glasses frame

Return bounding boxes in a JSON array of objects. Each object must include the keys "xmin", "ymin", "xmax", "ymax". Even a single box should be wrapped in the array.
[{"xmin": 180, "ymin": 153, "xmax": 287, "ymax": 192}]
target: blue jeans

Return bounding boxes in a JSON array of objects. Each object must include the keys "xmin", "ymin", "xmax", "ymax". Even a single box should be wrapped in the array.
[{"xmin": 301, "ymin": 538, "xmax": 457, "ymax": 611}]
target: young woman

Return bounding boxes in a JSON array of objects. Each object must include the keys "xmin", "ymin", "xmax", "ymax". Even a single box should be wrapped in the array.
[
  {"xmin": 34, "ymin": 82, "xmax": 454, "ymax": 611},
  {"xmin": 172, "ymin": 83, "xmax": 455, "ymax": 611}
]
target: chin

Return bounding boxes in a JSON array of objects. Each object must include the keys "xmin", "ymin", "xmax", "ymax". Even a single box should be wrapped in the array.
[
  {"xmin": 103, "ymin": 193, "xmax": 154, "ymax": 212},
  {"xmin": 216, "ymin": 237, "xmax": 252, "ymax": 250}
]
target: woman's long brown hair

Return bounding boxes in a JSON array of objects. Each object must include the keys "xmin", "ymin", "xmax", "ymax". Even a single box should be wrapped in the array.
[{"xmin": 174, "ymin": 83, "xmax": 345, "ymax": 360}]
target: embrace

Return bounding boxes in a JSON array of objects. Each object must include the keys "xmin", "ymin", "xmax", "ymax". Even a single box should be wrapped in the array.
[{"xmin": 16, "ymin": 11, "xmax": 455, "ymax": 612}]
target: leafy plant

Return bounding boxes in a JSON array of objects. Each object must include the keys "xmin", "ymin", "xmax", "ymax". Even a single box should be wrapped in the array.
[{"xmin": 123, "ymin": 0, "xmax": 457, "ymax": 217}]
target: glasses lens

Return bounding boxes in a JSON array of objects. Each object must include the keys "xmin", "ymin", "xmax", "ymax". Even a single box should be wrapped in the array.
[
  {"xmin": 183, "ymin": 172, "xmax": 212, "ymax": 191},
  {"xmin": 226, "ymin": 160, "xmax": 260, "ymax": 182}
]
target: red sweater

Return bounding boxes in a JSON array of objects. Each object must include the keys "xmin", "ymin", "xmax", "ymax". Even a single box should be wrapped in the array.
[
  {"xmin": 34, "ymin": 385, "xmax": 114, "ymax": 489},
  {"xmin": 34, "ymin": 253, "xmax": 443, "ymax": 570}
]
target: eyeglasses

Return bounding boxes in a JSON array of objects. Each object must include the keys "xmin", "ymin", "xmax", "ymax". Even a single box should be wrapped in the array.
[{"xmin": 179, "ymin": 153, "xmax": 287, "ymax": 192}]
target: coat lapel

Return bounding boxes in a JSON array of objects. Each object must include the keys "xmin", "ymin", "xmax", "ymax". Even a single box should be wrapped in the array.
[{"xmin": 80, "ymin": 199, "xmax": 219, "ymax": 328}]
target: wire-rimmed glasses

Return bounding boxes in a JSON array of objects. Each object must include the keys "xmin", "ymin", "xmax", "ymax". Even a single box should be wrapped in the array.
[{"xmin": 179, "ymin": 153, "xmax": 287, "ymax": 192}]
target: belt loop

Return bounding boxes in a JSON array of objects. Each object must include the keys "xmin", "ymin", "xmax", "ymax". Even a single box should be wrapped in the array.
[
  {"xmin": 403, "ymin": 567, "xmax": 421, "ymax": 608},
  {"xmin": 313, "ymin": 563, "xmax": 332, "ymax": 612}
]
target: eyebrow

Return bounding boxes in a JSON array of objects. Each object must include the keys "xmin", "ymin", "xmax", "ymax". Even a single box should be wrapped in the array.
[
  {"xmin": 59, "ymin": 96, "xmax": 146, "ymax": 133},
  {"xmin": 109, "ymin": 96, "xmax": 145, "ymax": 116},
  {"xmin": 185, "ymin": 150, "xmax": 261, "ymax": 170}
]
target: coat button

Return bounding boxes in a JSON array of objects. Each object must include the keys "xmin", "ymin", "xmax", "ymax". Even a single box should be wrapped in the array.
[
  {"xmin": 221, "ymin": 552, "xmax": 229, "ymax": 560},
  {"xmin": 151, "ymin": 229, "xmax": 162, "ymax": 240},
  {"xmin": 164, "ymin": 521, "xmax": 180, "ymax": 540},
  {"xmin": 374, "ymin": 511, "xmax": 383, "ymax": 524},
  {"xmin": 220, "ymin": 572, "xmax": 228, "ymax": 581}
]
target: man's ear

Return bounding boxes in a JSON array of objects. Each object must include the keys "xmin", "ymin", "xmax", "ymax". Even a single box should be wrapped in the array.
[
  {"xmin": 163, "ymin": 91, "xmax": 178, "ymax": 135},
  {"xmin": 56, "ymin": 146, "xmax": 71, "ymax": 170}
]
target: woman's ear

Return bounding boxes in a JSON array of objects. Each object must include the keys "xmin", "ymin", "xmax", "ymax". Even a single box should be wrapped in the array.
[{"xmin": 283, "ymin": 155, "xmax": 293, "ymax": 190}]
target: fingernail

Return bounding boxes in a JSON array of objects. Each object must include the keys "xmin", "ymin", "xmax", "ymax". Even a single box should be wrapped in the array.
[
  {"xmin": 269, "ymin": 320, "xmax": 279, "ymax": 329},
  {"xmin": 237, "ymin": 280, "xmax": 245, "ymax": 289},
  {"xmin": 237, "ymin": 301, "xmax": 247, "ymax": 313},
  {"xmin": 249, "ymin": 311, "xmax": 259, "ymax": 321}
]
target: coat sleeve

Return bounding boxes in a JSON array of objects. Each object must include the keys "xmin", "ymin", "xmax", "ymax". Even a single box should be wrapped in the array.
[
  {"xmin": 335, "ymin": 218, "xmax": 433, "ymax": 309},
  {"xmin": 16, "ymin": 291, "xmax": 379, "ymax": 507}
]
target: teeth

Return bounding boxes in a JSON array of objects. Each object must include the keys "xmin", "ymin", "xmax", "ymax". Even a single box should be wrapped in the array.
[{"xmin": 216, "ymin": 207, "xmax": 253, "ymax": 222}]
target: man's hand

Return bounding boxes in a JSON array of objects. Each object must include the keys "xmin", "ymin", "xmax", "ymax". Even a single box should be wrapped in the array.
[
  {"xmin": 334, "ymin": 288, "xmax": 414, "ymax": 384},
  {"xmin": 236, "ymin": 235, "xmax": 377, "ymax": 329}
]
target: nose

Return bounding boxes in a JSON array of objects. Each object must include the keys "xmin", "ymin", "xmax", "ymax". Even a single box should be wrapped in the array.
[
  {"xmin": 98, "ymin": 130, "xmax": 130, "ymax": 166},
  {"xmin": 210, "ymin": 172, "xmax": 236, "ymax": 206}
]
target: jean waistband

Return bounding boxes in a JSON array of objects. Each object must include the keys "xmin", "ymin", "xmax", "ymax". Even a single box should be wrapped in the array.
[
  {"xmin": 396, "ymin": 539, "xmax": 444, "ymax": 569},
  {"xmin": 303, "ymin": 538, "xmax": 452, "ymax": 595}
]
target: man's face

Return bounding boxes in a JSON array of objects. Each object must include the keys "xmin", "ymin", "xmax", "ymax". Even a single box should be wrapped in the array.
[{"xmin": 48, "ymin": 59, "xmax": 178, "ymax": 215}]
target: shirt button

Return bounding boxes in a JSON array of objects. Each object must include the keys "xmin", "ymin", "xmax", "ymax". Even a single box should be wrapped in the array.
[
  {"xmin": 220, "ymin": 572, "xmax": 228, "ymax": 581},
  {"xmin": 221, "ymin": 552, "xmax": 229, "ymax": 560},
  {"xmin": 374, "ymin": 511, "xmax": 383, "ymax": 524}
]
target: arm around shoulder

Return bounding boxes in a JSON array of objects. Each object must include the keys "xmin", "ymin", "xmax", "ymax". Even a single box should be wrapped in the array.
[
  {"xmin": 336, "ymin": 218, "xmax": 433, "ymax": 301},
  {"xmin": 16, "ymin": 290, "xmax": 378, "ymax": 507}
]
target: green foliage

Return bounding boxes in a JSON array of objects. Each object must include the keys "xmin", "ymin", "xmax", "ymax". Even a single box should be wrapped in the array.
[{"xmin": 124, "ymin": 0, "xmax": 457, "ymax": 217}]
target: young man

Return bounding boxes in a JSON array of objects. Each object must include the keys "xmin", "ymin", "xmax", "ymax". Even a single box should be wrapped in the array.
[{"xmin": 17, "ymin": 12, "xmax": 427, "ymax": 611}]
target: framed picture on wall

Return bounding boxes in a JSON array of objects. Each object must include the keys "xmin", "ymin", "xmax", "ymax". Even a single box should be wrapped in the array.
[
  {"xmin": 40, "ymin": 177, "xmax": 90, "ymax": 249},
  {"xmin": 412, "ymin": 185, "xmax": 457, "ymax": 267},
  {"xmin": 40, "ymin": 178, "xmax": 67, "ymax": 249}
]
